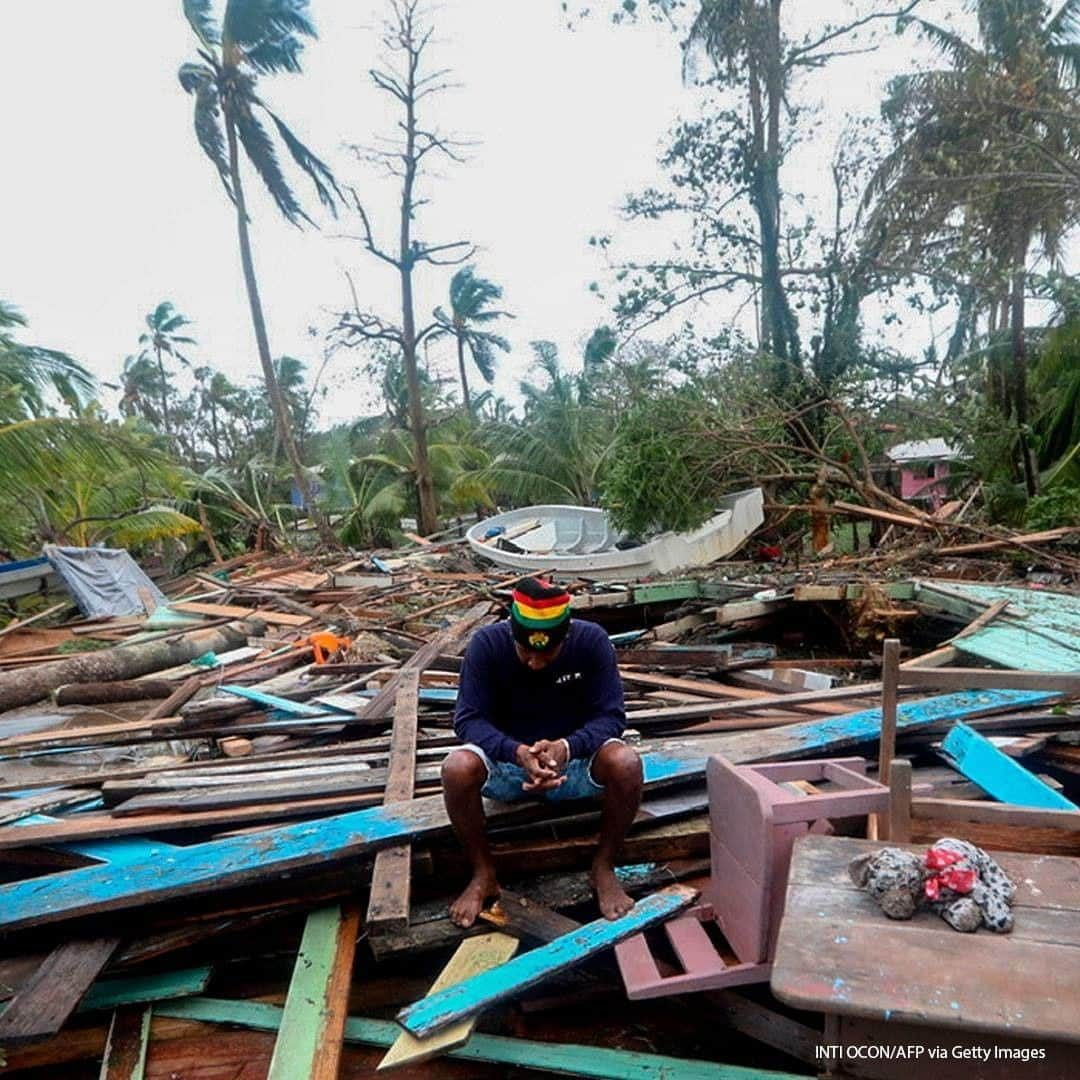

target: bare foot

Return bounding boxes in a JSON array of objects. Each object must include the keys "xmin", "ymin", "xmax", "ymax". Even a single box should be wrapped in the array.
[
  {"xmin": 449, "ymin": 868, "xmax": 499, "ymax": 928},
  {"xmin": 591, "ymin": 862, "xmax": 635, "ymax": 920}
]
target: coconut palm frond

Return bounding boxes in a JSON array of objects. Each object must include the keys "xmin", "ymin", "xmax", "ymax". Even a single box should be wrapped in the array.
[
  {"xmin": 103, "ymin": 507, "xmax": 202, "ymax": 548},
  {"xmin": 183, "ymin": 0, "xmax": 220, "ymax": 47},
  {"xmin": 901, "ymin": 15, "xmax": 981, "ymax": 66},
  {"xmin": 1049, "ymin": 0, "xmax": 1080, "ymax": 40},
  {"xmin": 183, "ymin": 69, "xmax": 235, "ymax": 200},
  {"xmin": 263, "ymin": 106, "xmax": 342, "ymax": 212},
  {"xmin": 233, "ymin": 104, "xmax": 311, "ymax": 225}
]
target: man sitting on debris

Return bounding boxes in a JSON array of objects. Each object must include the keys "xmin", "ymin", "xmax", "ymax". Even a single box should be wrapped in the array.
[{"xmin": 442, "ymin": 576, "xmax": 644, "ymax": 927}]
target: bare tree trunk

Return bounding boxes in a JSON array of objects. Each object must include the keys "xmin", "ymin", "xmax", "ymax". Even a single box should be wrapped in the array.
[
  {"xmin": 456, "ymin": 333, "xmax": 472, "ymax": 414},
  {"xmin": 399, "ymin": 44, "xmax": 438, "ymax": 536},
  {"xmin": 1010, "ymin": 231, "xmax": 1038, "ymax": 497},
  {"xmin": 155, "ymin": 345, "xmax": 172, "ymax": 437},
  {"xmin": 225, "ymin": 117, "xmax": 340, "ymax": 550}
]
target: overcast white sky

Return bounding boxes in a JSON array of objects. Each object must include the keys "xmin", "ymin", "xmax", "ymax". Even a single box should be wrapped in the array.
[{"xmin": 2, "ymin": 1, "xmax": 967, "ymax": 427}]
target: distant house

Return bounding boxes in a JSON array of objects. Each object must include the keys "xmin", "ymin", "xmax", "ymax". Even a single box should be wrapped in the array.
[{"xmin": 885, "ymin": 438, "xmax": 959, "ymax": 511}]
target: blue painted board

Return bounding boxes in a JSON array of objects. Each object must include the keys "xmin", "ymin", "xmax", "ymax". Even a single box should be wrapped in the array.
[
  {"xmin": 941, "ymin": 722, "xmax": 1079, "ymax": 810},
  {"xmin": 0, "ymin": 687, "xmax": 1052, "ymax": 933},
  {"xmin": 14, "ymin": 813, "xmax": 181, "ymax": 865},
  {"xmin": 220, "ymin": 685, "xmax": 344, "ymax": 717},
  {"xmin": 156, "ymin": 997, "xmax": 794, "ymax": 1079},
  {"xmin": 396, "ymin": 886, "xmax": 694, "ymax": 1038}
]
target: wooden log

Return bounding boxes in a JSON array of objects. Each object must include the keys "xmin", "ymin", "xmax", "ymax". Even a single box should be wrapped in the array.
[
  {"xmin": 0, "ymin": 937, "xmax": 119, "ymax": 1043},
  {"xmin": 367, "ymin": 669, "xmax": 421, "ymax": 935},
  {"xmin": 53, "ymin": 680, "xmax": 174, "ymax": 706},
  {"xmin": 0, "ymin": 621, "xmax": 258, "ymax": 713},
  {"xmin": 267, "ymin": 904, "xmax": 361, "ymax": 1080},
  {"xmin": 396, "ymin": 886, "xmax": 698, "ymax": 1038}
]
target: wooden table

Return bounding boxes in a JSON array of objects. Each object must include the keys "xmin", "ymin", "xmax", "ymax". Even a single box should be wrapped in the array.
[{"xmin": 771, "ymin": 835, "xmax": 1080, "ymax": 1079}]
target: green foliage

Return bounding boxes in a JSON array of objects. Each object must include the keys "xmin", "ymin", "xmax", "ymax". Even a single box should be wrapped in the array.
[
  {"xmin": 602, "ymin": 386, "xmax": 720, "ymax": 534},
  {"xmin": 0, "ymin": 301, "xmax": 95, "ymax": 419},
  {"xmin": 1024, "ymin": 486, "xmax": 1080, "ymax": 530}
]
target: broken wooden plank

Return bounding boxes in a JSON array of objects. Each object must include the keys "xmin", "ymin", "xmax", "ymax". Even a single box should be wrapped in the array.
[
  {"xmin": 396, "ymin": 886, "xmax": 698, "ymax": 1038},
  {"xmin": 941, "ymin": 722, "xmax": 1079, "ymax": 811},
  {"xmin": 99, "ymin": 1006, "xmax": 151, "ymax": 1080},
  {"xmin": 157, "ymin": 996, "xmax": 764, "ymax": 1079},
  {"xmin": 169, "ymin": 601, "xmax": 311, "ymax": 626},
  {"xmin": 267, "ymin": 904, "xmax": 361, "ymax": 1080},
  {"xmin": 377, "ymin": 931, "xmax": 519, "ymax": 1070},
  {"xmin": 79, "ymin": 966, "xmax": 213, "ymax": 1013},
  {"xmin": 367, "ymin": 669, "xmax": 421, "ymax": 935},
  {"xmin": 0, "ymin": 688, "xmax": 1055, "ymax": 933},
  {"xmin": 0, "ymin": 937, "xmax": 119, "ymax": 1043},
  {"xmin": 0, "ymin": 788, "xmax": 97, "ymax": 826},
  {"xmin": 478, "ymin": 889, "xmax": 582, "ymax": 943}
]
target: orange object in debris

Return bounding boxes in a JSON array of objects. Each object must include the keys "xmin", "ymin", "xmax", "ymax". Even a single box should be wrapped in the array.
[{"xmin": 297, "ymin": 632, "xmax": 352, "ymax": 664}]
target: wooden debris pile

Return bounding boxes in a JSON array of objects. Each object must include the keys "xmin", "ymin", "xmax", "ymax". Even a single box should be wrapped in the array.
[{"xmin": 0, "ymin": 543, "xmax": 1078, "ymax": 1077}]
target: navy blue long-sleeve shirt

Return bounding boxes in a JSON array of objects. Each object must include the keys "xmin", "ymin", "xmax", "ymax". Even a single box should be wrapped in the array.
[{"xmin": 452, "ymin": 619, "xmax": 626, "ymax": 764}]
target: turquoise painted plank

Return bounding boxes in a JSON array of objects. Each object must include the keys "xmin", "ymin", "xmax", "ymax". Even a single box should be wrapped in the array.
[
  {"xmin": 397, "ymin": 887, "xmax": 696, "ymax": 1038},
  {"xmin": 0, "ymin": 688, "xmax": 1051, "ymax": 934},
  {"xmin": 941, "ymin": 722, "xmax": 1079, "ymax": 810},
  {"xmin": 155, "ymin": 997, "xmax": 795, "ymax": 1080},
  {"xmin": 267, "ymin": 905, "xmax": 348, "ymax": 1078},
  {"xmin": 14, "ymin": 813, "xmax": 181, "ymax": 865},
  {"xmin": 953, "ymin": 624, "xmax": 1080, "ymax": 672},
  {"xmin": 79, "ymin": 965, "xmax": 213, "ymax": 1012},
  {"xmin": 220, "ymin": 685, "xmax": 343, "ymax": 716}
]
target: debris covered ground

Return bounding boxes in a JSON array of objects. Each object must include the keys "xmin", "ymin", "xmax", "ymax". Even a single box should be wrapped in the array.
[{"xmin": 0, "ymin": 523, "xmax": 1078, "ymax": 1078}]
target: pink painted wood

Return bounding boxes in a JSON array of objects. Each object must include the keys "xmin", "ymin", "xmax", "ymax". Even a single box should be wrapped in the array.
[{"xmin": 616, "ymin": 755, "xmax": 889, "ymax": 1001}]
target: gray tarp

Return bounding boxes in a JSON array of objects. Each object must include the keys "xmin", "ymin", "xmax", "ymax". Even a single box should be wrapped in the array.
[{"xmin": 43, "ymin": 545, "xmax": 167, "ymax": 618}]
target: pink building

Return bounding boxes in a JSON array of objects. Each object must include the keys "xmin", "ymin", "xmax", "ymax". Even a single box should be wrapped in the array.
[{"xmin": 886, "ymin": 438, "xmax": 959, "ymax": 511}]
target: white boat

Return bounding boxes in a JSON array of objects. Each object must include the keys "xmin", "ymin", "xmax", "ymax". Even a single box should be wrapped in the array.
[
  {"xmin": 466, "ymin": 488, "xmax": 764, "ymax": 581},
  {"xmin": 0, "ymin": 555, "xmax": 61, "ymax": 601}
]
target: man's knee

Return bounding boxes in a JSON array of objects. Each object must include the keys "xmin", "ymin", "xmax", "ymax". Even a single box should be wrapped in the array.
[
  {"xmin": 442, "ymin": 748, "xmax": 487, "ymax": 791},
  {"xmin": 593, "ymin": 742, "xmax": 643, "ymax": 789}
]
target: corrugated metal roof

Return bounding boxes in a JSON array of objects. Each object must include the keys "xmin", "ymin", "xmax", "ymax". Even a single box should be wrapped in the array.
[{"xmin": 886, "ymin": 438, "xmax": 959, "ymax": 462}]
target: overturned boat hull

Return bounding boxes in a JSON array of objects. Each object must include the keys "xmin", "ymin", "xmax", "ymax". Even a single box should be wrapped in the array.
[{"xmin": 467, "ymin": 488, "xmax": 764, "ymax": 581}]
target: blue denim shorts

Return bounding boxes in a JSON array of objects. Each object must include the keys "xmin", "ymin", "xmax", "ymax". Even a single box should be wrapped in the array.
[{"xmin": 460, "ymin": 742, "xmax": 612, "ymax": 803}]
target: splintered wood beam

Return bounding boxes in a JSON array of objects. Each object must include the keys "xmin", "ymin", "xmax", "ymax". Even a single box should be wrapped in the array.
[
  {"xmin": 377, "ymin": 931, "xmax": 519, "ymax": 1070},
  {"xmin": 267, "ymin": 903, "xmax": 361, "ymax": 1080},
  {"xmin": 479, "ymin": 889, "xmax": 582, "ymax": 943},
  {"xmin": 0, "ymin": 687, "xmax": 1055, "ymax": 933},
  {"xmin": 367, "ymin": 668, "xmax": 421, "ymax": 935},
  {"xmin": 0, "ymin": 937, "xmax": 119, "ymax": 1043},
  {"xmin": 99, "ymin": 1005, "xmax": 151, "ymax": 1080},
  {"xmin": 396, "ymin": 886, "xmax": 698, "ymax": 1039}
]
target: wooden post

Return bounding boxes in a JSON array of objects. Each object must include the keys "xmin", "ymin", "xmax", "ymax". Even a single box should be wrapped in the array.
[
  {"xmin": 366, "ymin": 668, "xmax": 420, "ymax": 935},
  {"xmin": 876, "ymin": 638, "xmax": 900, "ymax": 840},
  {"xmin": 888, "ymin": 759, "xmax": 912, "ymax": 844}
]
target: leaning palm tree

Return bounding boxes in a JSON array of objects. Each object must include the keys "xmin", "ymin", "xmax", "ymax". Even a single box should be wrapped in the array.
[
  {"xmin": 138, "ymin": 301, "xmax": 195, "ymax": 437},
  {"xmin": 432, "ymin": 267, "xmax": 513, "ymax": 415},
  {"xmin": 178, "ymin": 0, "xmax": 342, "ymax": 548}
]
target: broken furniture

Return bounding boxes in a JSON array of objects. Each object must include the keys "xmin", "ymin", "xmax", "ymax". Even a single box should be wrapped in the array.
[
  {"xmin": 872, "ymin": 630, "xmax": 1080, "ymax": 842},
  {"xmin": 771, "ymin": 834, "xmax": 1080, "ymax": 1078},
  {"xmin": 616, "ymin": 755, "xmax": 889, "ymax": 999}
]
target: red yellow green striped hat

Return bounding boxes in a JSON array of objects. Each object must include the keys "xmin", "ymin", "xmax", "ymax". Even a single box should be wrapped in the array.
[{"xmin": 510, "ymin": 577, "xmax": 571, "ymax": 651}]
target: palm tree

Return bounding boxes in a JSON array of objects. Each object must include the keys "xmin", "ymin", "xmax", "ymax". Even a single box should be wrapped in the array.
[
  {"xmin": 138, "ymin": 301, "xmax": 195, "ymax": 437},
  {"xmin": 119, "ymin": 354, "xmax": 166, "ymax": 426},
  {"xmin": 865, "ymin": 0, "xmax": 1080, "ymax": 496},
  {"xmin": 432, "ymin": 267, "xmax": 512, "ymax": 414},
  {"xmin": 179, "ymin": 0, "xmax": 342, "ymax": 548},
  {"xmin": 0, "ymin": 301, "xmax": 94, "ymax": 419}
]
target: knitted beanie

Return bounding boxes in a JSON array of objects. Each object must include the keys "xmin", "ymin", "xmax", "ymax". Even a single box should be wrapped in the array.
[{"xmin": 509, "ymin": 577, "xmax": 571, "ymax": 651}]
